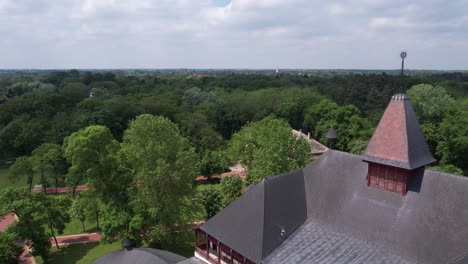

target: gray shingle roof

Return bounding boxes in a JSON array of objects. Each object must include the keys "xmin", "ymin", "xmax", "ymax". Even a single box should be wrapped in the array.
[
  {"xmin": 200, "ymin": 170, "xmax": 307, "ymax": 263},
  {"xmin": 303, "ymin": 150, "xmax": 468, "ymax": 264},
  {"xmin": 201, "ymin": 150, "xmax": 468, "ymax": 264},
  {"xmin": 93, "ymin": 248, "xmax": 186, "ymax": 264},
  {"xmin": 264, "ymin": 220, "xmax": 415, "ymax": 264}
]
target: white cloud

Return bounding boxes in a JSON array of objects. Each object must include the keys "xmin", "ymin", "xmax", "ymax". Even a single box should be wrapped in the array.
[{"xmin": 0, "ymin": 0, "xmax": 467, "ymax": 69}]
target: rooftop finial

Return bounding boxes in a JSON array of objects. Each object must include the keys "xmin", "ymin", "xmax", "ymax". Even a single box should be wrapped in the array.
[{"xmin": 400, "ymin": 51, "xmax": 407, "ymax": 93}]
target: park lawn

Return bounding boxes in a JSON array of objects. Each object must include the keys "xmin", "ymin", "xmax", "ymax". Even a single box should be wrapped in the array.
[
  {"xmin": 0, "ymin": 166, "xmax": 67, "ymax": 190},
  {"xmin": 195, "ymin": 182, "xmax": 221, "ymax": 192},
  {"xmin": 0, "ymin": 166, "xmax": 39, "ymax": 190},
  {"xmin": 35, "ymin": 241, "xmax": 121, "ymax": 264},
  {"xmin": 60, "ymin": 218, "xmax": 99, "ymax": 236},
  {"xmin": 35, "ymin": 231, "xmax": 195, "ymax": 263}
]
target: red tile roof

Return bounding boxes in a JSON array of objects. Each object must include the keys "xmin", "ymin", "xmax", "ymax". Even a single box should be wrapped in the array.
[{"xmin": 363, "ymin": 94, "xmax": 435, "ymax": 169}]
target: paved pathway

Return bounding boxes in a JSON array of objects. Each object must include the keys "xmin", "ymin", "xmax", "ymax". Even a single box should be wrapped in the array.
[
  {"xmin": 19, "ymin": 245, "xmax": 36, "ymax": 264},
  {"xmin": 31, "ymin": 185, "xmax": 89, "ymax": 194},
  {"xmin": 0, "ymin": 213, "xmax": 17, "ymax": 232},
  {"xmin": 50, "ymin": 233, "xmax": 101, "ymax": 246},
  {"xmin": 195, "ymin": 171, "xmax": 246, "ymax": 182}
]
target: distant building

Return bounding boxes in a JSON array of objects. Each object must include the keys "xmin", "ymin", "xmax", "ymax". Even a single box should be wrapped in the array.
[{"xmin": 193, "ymin": 93, "xmax": 468, "ymax": 264}]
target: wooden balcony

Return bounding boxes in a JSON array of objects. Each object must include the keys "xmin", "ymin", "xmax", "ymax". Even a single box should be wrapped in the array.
[{"xmin": 194, "ymin": 228, "xmax": 255, "ymax": 264}]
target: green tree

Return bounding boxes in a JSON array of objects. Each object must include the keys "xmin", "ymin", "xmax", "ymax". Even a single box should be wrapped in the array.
[
  {"xmin": 43, "ymin": 195, "xmax": 72, "ymax": 248},
  {"xmin": 70, "ymin": 193, "xmax": 88, "ymax": 232},
  {"xmin": 31, "ymin": 143, "xmax": 66, "ymax": 193},
  {"xmin": 0, "ymin": 231, "xmax": 23, "ymax": 264},
  {"xmin": 407, "ymin": 84, "xmax": 455, "ymax": 124},
  {"xmin": 63, "ymin": 125, "xmax": 120, "ymax": 197},
  {"xmin": 436, "ymin": 111, "xmax": 468, "ymax": 174},
  {"xmin": 303, "ymin": 99, "xmax": 372, "ymax": 151},
  {"xmin": 31, "ymin": 145, "xmax": 51, "ymax": 193},
  {"xmin": 429, "ymin": 164, "xmax": 463, "ymax": 175},
  {"xmin": 8, "ymin": 156, "xmax": 35, "ymax": 191},
  {"xmin": 220, "ymin": 176, "xmax": 243, "ymax": 207},
  {"xmin": 229, "ymin": 116, "xmax": 310, "ymax": 184},
  {"xmin": 100, "ymin": 208, "xmax": 144, "ymax": 246},
  {"xmin": 348, "ymin": 139, "xmax": 369, "ymax": 155},
  {"xmin": 123, "ymin": 114, "xmax": 199, "ymax": 245},
  {"xmin": 200, "ymin": 149, "xmax": 228, "ymax": 177},
  {"xmin": 0, "ymin": 188, "xmax": 51, "ymax": 261},
  {"xmin": 200, "ymin": 187, "xmax": 223, "ymax": 219}
]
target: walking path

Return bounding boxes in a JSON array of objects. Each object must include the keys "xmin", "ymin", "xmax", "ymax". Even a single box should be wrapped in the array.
[
  {"xmin": 31, "ymin": 185, "xmax": 89, "ymax": 194},
  {"xmin": 0, "ymin": 214, "xmax": 36, "ymax": 264},
  {"xmin": 20, "ymin": 245, "xmax": 36, "ymax": 264},
  {"xmin": 195, "ymin": 170, "xmax": 246, "ymax": 182},
  {"xmin": 0, "ymin": 213, "xmax": 17, "ymax": 232},
  {"xmin": 50, "ymin": 233, "xmax": 101, "ymax": 246}
]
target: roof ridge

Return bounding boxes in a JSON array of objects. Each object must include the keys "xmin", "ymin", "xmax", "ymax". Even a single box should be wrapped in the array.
[
  {"xmin": 404, "ymin": 100, "xmax": 411, "ymax": 165},
  {"xmin": 425, "ymin": 169, "xmax": 468, "ymax": 179},
  {"xmin": 261, "ymin": 178, "xmax": 266, "ymax": 259}
]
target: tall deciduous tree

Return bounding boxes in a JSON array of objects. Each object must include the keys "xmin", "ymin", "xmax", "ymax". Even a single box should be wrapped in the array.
[
  {"xmin": 220, "ymin": 175, "xmax": 243, "ymax": 207},
  {"xmin": 229, "ymin": 116, "xmax": 310, "ymax": 184},
  {"xmin": 63, "ymin": 125, "xmax": 119, "ymax": 197},
  {"xmin": 0, "ymin": 188, "xmax": 51, "ymax": 262},
  {"xmin": 123, "ymin": 114, "xmax": 199, "ymax": 245},
  {"xmin": 70, "ymin": 193, "xmax": 88, "ymax": 232},
  {"xmin": 303, "ymin": 99, "xmax": 372, "ymax": 151},
  {"xmin": 42, "ymin": 195, "xmax": 72, "ymax": 248},
  {"xmin": 436, "ymin": 111, "xmax": 468, "ymax": 174},
  {"xmin": 8, "ymin": 156, "xmax": 35, "ymax": 191},
  {"xmin": 0, "ymin": 231, "xmax": 23, "ymax": 264},
  {"xmin": 407, "ymin": 84, "xmax": 455, "ymax": 124},
  {"xmin": 31, "ymin": 143, "xmax": 66, "ymax": 193},
  {"xmin": 200, "ymin": 187, "xmax": 222, "ymax": 219}
]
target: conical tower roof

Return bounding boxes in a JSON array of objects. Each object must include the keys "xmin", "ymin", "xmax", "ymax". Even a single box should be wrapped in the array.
[
  {"xmin": 326, "ymin": 126, "xmax": 338, "ymax": 139},
  {"xmin": 363, "ymin": 94, "xmax": 435, "ymax": 170}
]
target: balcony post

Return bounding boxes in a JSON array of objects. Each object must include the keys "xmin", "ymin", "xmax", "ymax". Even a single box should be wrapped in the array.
[
  {"xmin": 217, "ymin": 240, "xmax": 221, "ymax": 264},
  {"xmin": 205, "ymin": 233, "xmax": 209, "ymax": 258}
]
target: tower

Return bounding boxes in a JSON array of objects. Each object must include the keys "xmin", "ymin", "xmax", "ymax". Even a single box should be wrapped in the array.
[{"xmin": 362, "ymin": 52, "xmax": 435, "ymax": 195}]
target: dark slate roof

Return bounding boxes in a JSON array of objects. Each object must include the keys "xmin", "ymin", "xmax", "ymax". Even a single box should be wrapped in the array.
[
  {"xmin": 202, "ymin": 150, "xmax": 468, "ymax": 263},
  {"xmin": 200, "ymin": 170, "xmax": 307, "ymax": 263},
  {"xmin": 93, "ymin": 248, "xmax": 186, "ymax": 264},
  {"xmin": 177, "ymin": 257, "xmax": 206, "ymax": 264},
  {"xmin": 302, "ymin": 150, "xmax": 468, "ymax": 264},
  {"xmin": 363, "ymin": 94, "xmax": 436, "ymax": 170},
  {"xmin": 264, "ymin": 220, "xmax": 415, "ymax": 264}
]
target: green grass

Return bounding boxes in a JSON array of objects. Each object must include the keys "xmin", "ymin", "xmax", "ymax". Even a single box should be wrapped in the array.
[
  {"xmin": 34, "ymin": 231, "xmax": 195, "ymax": 263},
  {"xmin": 35, "ymin": 241, "xmax": 121, "ymax": 264},
  {"xmin": 0, "ymin": 166, "xmax": 39, "ymax": 190},
  {"xmin": 195, "ymin": 182, "xmax": 221, "ymax": 192},
  {"xmin": 0, "ymin": 166, "xmax": 66, "ymax": 190},
  {"xmin": 61, "ymin": 218, "xmax": 99, "ymax": 236}
]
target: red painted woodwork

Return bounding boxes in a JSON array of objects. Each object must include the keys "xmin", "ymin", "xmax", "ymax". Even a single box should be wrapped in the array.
[
  {"xmin": 194, "ymin": 228, "xmax": 256, "ymax": 264},
  {"xmin": 365, "ymin": 100, "xmax": 409, "ymax": 163},
  {"xmin": 367, "ymin": 162, "xmax": 411, "ymax": 195}
]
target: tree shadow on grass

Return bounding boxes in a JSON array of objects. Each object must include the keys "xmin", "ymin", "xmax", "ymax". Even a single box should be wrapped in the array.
[{"xmin": 48, "ymin": 242, "xmax": 99, "ymax": 264}]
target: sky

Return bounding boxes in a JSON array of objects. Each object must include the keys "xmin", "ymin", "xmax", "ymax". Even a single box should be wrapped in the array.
[{"xmin": 0, "ymin": 0, "xmax": 467, "ymax": 69}]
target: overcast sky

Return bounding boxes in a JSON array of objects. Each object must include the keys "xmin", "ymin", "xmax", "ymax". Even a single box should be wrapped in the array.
[{"xmin": 0, "ymin": 0, "xmax": 467, "ymax": 69}]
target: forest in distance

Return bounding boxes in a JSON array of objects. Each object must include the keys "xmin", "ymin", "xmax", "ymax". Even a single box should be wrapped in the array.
[
  {"xmin": 0, "ymin": 69, "xmax": 467, "ymax": 175},
  {"xmin": 0, "ymin": 69, "xmax": 467, "ymax": 263}
]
